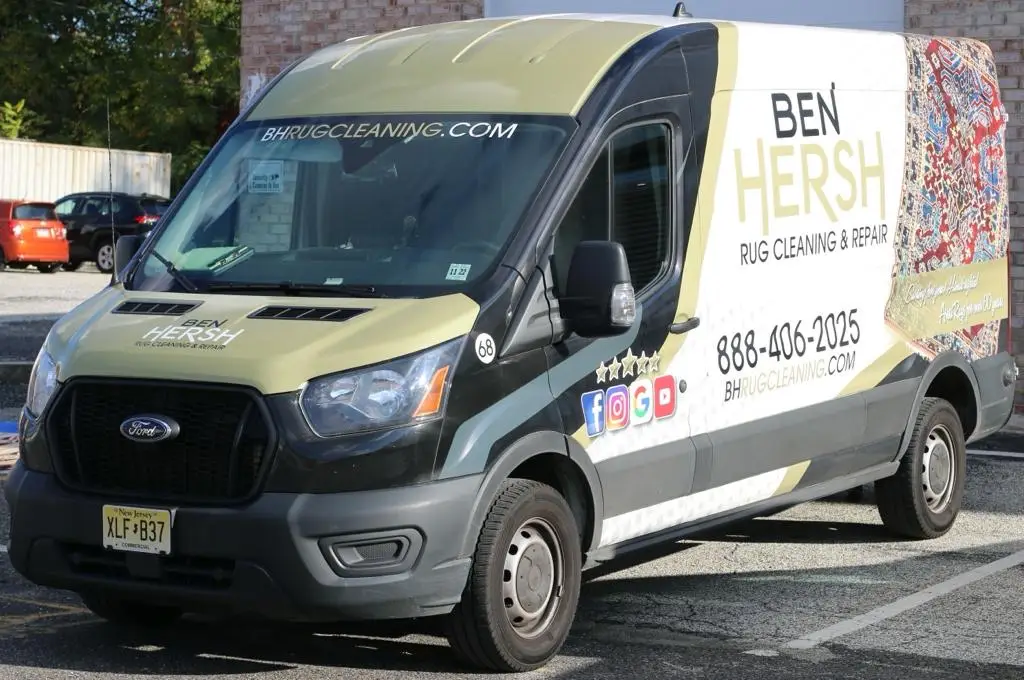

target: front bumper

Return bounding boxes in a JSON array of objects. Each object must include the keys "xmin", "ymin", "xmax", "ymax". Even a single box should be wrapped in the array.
[{"xmin": 3, "ymin": 464, "xmax": 479, "ymax": 622}]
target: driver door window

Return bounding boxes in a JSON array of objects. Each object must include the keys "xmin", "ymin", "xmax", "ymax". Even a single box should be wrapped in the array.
[{"xmin": 551, "ymin": 122, "xmax": 672, "ymax": 297}]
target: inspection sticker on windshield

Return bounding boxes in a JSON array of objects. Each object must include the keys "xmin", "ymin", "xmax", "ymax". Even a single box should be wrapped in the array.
[
  {"xmin": 248, "ymin": 159, "xmax": 283, "ymax": 194},
  {"xmin": 446, "ymin": 263, "xmax": 471, "ymax": 281}
]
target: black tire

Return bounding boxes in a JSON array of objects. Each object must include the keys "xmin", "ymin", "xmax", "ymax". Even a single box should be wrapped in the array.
[
  {"xmin": 8, "ymin": 262, "xmax": 28, "ymax": 270},
  {"xmin": 62, "ymin": 259, "xmax": 83, "ymax": 272},
  {"xmin": 80, "ymin": 593, "xmax": 183, "ymax": 628},
  {"xmin": 874, "ymin": 397, "xmax": 966, "ymax": 539},
  {"xmin": 94, "ymin": 238, "xmax": 115, "ymax": 274},
  {"xmin": 36, "ymin": 263, "xmax": 59, "ymax": 274},
  {"xmin": 444, "ymin": 479, "xmax": 582, "ymax": 673}
]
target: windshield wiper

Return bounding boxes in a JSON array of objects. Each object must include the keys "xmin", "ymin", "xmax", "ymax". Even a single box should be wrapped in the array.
[
  {"xmin": 147, "ymin": 249, "xmax": 199, "ymax": 293},
  {"xmin": 205, "ymin": 281, "xmax": 383, "ymax": 298}
]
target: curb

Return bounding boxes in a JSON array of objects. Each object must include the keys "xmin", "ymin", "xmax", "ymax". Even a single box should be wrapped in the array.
[{"xmin": 0, "ymin": 361, "xmax": 32, "ymax": 384}]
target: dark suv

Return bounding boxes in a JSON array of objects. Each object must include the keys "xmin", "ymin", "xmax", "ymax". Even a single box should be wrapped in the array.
[{"xmin": 53, "ymin": 192, "xmax": 171, "ymax": 273}]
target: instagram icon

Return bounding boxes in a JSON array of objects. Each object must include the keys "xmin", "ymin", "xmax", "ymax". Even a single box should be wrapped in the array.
[{"xmin": 605, "ymin": 385, "xmax": 629, "ymax": 431}]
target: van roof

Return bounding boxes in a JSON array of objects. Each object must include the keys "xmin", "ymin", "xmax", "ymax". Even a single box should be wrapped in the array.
[
  {"xmin": 246, "ymin": 12, "xmax": 995, "ymax": 121},
  {"xmin": 247, "ymin": 14, "xmax": 716, "ymax": 120}
]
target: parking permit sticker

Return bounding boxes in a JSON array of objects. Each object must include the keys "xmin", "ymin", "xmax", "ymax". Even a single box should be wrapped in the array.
[
  {"xmin": 248, "ymin": 159, "xmax": 283, "ymax": 194},
  {"xmin": 474, "ymin": 333, "xmax": 496, "ymax": 364},
  {"xmin": 446, "ymin": 263, "xmax": 471, "ymax": 281}
]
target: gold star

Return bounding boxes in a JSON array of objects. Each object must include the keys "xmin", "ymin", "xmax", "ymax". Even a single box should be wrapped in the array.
[
  {"xmin": 635, "ymin": 351, "xmax": 650, "ymax": 376},
  {"xmin": 607, "ymin": 356, "xmax": 622, "ymax": 381},
  {"xmin": 595, "ymin": 362, "xmax": 609, "ymax": 383},
  {"xmin": 621, "ymin": 348, "xmax": 637, "ymax": 377},
  {"xmin": 648, "ymin": 351, "xmax": 661, "ymax": 375}
]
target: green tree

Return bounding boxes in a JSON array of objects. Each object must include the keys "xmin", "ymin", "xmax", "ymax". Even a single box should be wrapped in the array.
[{"xmin": 0, "ymin": 0, "xmax": 240, "ymax": 193}]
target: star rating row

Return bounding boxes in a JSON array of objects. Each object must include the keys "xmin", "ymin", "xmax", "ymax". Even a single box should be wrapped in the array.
[{"xmin": 595, "ymin": 348, "xmax": 662, "ymax": 383}]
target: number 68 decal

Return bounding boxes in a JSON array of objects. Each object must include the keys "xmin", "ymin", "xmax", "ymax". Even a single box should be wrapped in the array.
[{"xmin": 474, "ymin": 333, "xmax": 496, "ymax": 364}]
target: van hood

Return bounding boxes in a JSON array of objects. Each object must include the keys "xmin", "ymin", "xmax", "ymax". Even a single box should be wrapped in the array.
[{"xmin": 45, "ymin": 286, "xmax": 480, "ymax": 395}]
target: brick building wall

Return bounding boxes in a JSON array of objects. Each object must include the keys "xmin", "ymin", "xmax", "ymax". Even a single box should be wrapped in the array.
[
  {"xmin": 904, "ymin": 0, "xmax": 1024, "ymax": 406},
  {"xmin": 240, "ymin": 0, "xmax": 483, "ymax": 106}
]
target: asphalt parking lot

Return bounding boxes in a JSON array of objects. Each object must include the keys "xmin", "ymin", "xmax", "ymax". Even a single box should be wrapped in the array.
[
  {"xmin": 0, "ymin": 266, "xmax": 108, "ymax": 322},
  {"xmin": 2, "ymin": 265, "xmax": 1024, "ymax": 678},
  {"xmin": 0, "ymin": 454, "xmax": 1022, "ymax": 679}
]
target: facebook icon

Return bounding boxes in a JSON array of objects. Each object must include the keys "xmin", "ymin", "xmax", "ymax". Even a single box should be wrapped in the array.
[{"xmin": 581, "ymin": 390, "xmax": 605, "ymax": 438}]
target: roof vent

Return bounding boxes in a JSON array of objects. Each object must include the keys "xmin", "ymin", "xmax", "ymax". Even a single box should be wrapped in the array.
[
  {"xmin": 247, "ymin": 306, "xmax": 369, "ymax": 322},
  {"xmin": 672, "ymin": 2, "xmax": 693, "ymax": 18},
  {"xmin": 112, "ymin": 300, "xmax": 201, "ymax": 316}
]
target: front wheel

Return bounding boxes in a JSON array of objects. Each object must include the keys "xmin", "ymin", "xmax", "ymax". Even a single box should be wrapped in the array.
[
  {"xmin": 94, "ymin": 239, "xmax": 115, "ymax": 274},
  {"xmin": 444, "ymin": 479, "xmax": 582, "ymax": 673},
  {"xmin": 875, "ymin": 397, "xmax": 966, "ymax": 539},
  {"xmin": 80, "ymin": 593, "xmax": 183, "ymax": 628}
]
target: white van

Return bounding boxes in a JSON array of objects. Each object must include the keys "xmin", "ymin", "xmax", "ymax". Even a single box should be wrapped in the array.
[{"xmin": 5, "ymin": 11, "xmax": 1014, "ymax": 673}]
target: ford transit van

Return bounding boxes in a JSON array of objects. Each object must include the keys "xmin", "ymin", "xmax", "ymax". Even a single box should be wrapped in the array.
[{"xmin": 4, "ymin": 12, "xmax": 1015, "ymax": 672}]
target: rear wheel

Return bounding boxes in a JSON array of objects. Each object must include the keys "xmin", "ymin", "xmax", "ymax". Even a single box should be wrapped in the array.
[
  {"xmin": 36, "ymin": 263, "xmax": 59, "ymax": 274},
  {"xmin": 444, "ymin": 479, "xmax": 582, "ymax": 673},
  {"xmin": 875, "ymin": 397, "xmax": 966, "ymax": 539},
  {"xmin": 81, "ymin": 594, "xmax": 183, "ymax": 628},
  {"xmin": 94, "ymin": 238, "xmax": 115, "ymax": 274}
]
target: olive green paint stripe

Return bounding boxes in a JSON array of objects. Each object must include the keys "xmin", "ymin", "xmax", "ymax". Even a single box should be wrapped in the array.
[
  {"xmin": 839, "ymin": 342, "xmax": 913, "ymax": 398},
  {"xmin": 772, "ymin": 460, "xmax": 811, "ymax": 497}
]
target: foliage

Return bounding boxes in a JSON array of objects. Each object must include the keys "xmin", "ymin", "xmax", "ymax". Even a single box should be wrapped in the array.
[
  {"xmin": 0, "ymin": 99, "xmax": 48, "ymax": 139},
  {"xmin": 0, "ymin": 0, "xmax": 240, "ymax": 193}
]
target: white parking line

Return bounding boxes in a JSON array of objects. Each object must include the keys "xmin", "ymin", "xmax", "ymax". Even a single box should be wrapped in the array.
[
  {"xmin": 781, "ymin": 548, "xmax": 1024, "ymax": 650},
  {"xmin": 967, "ymin": 449, "xmax": 1024, "ymax": 460}
]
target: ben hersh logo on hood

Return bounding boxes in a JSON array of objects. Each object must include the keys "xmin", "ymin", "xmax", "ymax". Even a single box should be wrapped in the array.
[{"xmin": 136, "ymin": 318, "xmax": 245, "ymax": 351}]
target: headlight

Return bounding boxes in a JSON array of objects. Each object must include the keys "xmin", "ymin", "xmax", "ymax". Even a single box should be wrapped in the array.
[
  {"xmin": 26, "ymin": 348, "xmax": 59, "ymax": 417},
  {"xmin": 300, "ymin": 336, "xmax": 464, "ymax": 437}
]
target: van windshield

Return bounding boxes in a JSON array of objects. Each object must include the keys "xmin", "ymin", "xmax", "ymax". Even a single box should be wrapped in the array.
[{"xmin": 128, "ymin": 114, "xmax": 576, "ymax": 296}]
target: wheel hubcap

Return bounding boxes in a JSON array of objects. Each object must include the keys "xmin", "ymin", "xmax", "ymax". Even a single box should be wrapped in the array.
[
  {"xmin": 922, "ymin": 423, "xmax": 955, "ymax": 513},
  {"xmin": 501, "ymin": 518, "xmax": 564, "ymax": 639},
  {"xmin": 98, "ymin": 245, "xmax": 113, "ymax": 270}
]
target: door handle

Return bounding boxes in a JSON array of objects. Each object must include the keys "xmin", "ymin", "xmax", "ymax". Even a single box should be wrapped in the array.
[{"xmin": 669, "ymin": 316, "xmax": 700, "ymax": 334}]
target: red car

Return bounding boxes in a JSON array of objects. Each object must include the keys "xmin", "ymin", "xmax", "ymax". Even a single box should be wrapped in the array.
[{"xmin": 0, "ymin": 199, "xmax": 70, "ymax": 273}]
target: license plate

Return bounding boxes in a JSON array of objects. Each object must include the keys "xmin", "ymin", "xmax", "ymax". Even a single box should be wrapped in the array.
[
  {"xmin": 102, "ymin": 505, "xmax": 172, "ymax": 555},
  {"xmin": 35, "ymin": 227, "xmax": 50, "ymax": 237}
]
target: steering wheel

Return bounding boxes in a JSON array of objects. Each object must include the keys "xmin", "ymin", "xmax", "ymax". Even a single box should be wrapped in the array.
[{"xmin": 451, "ymin": 240, "xmax": 501, "ymax": 257}]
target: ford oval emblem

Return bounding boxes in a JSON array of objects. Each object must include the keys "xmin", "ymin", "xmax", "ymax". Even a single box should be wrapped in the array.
[{"xmin": 119, "ymin": 415, "xmax": 180, "ymax": 444}]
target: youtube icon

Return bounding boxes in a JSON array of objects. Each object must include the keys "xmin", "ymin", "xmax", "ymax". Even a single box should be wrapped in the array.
[{"xmin": 653, "ymin": 374, "xmax": 676, "ymax": 419}]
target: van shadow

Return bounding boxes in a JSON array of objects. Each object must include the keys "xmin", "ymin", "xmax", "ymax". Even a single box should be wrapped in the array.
[{"xmin": 9, "ymin": 515, "xmax": 1003, "ymax": 677}]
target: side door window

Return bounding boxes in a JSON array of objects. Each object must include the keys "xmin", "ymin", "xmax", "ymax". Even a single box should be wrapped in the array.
[
  {"xmin": 551, "ymin": 122, "xmax": 672, "ymax": 297},
  {"xmin": 81, "ymin": 197, "xmax": 108, "ymax": 220},
  {"xmin": 54, "ymin": 198, "xmax": 79, "ymax": 219}
]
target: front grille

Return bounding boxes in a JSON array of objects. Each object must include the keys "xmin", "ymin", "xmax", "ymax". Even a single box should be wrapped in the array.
[{"xmin": 48, "ymin": 379, "xmax": 275, "ymax": 503}]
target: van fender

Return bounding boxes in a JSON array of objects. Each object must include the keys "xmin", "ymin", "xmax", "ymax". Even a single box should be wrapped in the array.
[
  {"xmin": 894, "ymin": 350, "xmax": 981, "ymax": 463},
  {"xmin": 457, "ymin": 430, "xmax": 605, "ymax": 558}
]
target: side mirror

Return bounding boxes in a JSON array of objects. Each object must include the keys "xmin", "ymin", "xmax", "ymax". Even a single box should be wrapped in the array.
[
  {"xmin": 112, "ymin": 235, "xmax": 142, "ymax": 282},
  {"xmin": 560, "ymin": 240, "xmax": 636, "ymax": 338}
]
